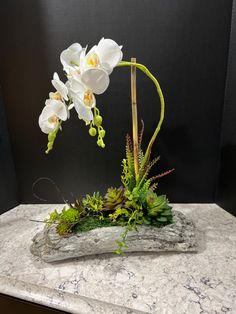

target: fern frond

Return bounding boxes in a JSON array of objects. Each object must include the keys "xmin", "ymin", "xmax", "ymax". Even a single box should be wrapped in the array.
[
  {"xmin": 138, "ymin": 179, "xmax": 151, "ymax": 203},
  {"xmin": 138, "ymin": 148, "xmax": 144, "ymax": 167},
  {"xmin": 148, "ymin": 156, "xmax": 160, "ymax": 170},
  {"xmin": 124, "ymin": 134, "xmax": 137, "ymax": 189},
  {"xmin": 138, "ymin": 156, "xmax": 160, "ymax": 187},
  {"xmin": 126, "ymin": 150, "xmax": 134, "ymax": 172},
  {"xmin": 126, "ymin": 133, "xmax": 133, "ymax": 155},
  {"xmin": 150, "ymin": 168, "xmax": 175, "ymax": 182},
  {"xmin": 150, "ymin": 182, "xmax": 158, "ymax": 191},
  {"xmin": 109, "ymin": 208, "xmax": 130, "ymax": 222},
  {"xmin": 138, "ymin": 119, "xmax": 144, "ymax": 147},
  {"xmin": 121, "ymin": 159, "xmax": 131, "ymax": 189},
  {"xmin": 140, "ymin": 142, "xmax": 153, "ymax": 171},
  {"xmin": 125, "ymin": 134, "xmax": 135, "ymax": 176}
]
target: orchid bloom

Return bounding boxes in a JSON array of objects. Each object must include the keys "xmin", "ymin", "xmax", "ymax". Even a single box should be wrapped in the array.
[
  {"xmin": 68, "ymin": 59, "xmax": 110, "ymax": 95},
  {"xmin": 60, "ymin": 43, "xmax": 83, "ymax": 73},
  {"xmin": 81, "ymin": 38, "xmax": 123, "ymax": 74},
  {"xmin": 39, "ymin": 99, "xmax": 68, "ymax": 134},
  {"xmin": 50, "ymin": 72, "xmax": 68, "ymax": 101},
  {"xmin": 77, "ymin": 38, "xmax": 122, "ymax": 95},
  {"xmin": 67, "ymin": 77, "xmax": 96, "ymax": 124}
]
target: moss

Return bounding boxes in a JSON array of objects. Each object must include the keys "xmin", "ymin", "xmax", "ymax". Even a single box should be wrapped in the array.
[
  {"xmin": 74, "ymin": 216, "xmax": 116, "ymax": 233},
  {"xmin": 73, "ymin": 213, "xmax": 172, "ymax": 234}
]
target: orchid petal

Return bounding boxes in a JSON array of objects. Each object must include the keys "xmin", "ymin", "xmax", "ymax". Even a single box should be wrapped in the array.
[
  {"xmin": 97, "ymin": 38, "xmax": 123, "ymax": 71},
  {"xmin": 49, "ymin": 92, "xmax": 54, "ymax": 99},
  {"xmin": 60, "ymin": 43, "xmax": 82, "ymax": 73},
  {"xmin": 53, "ymin": 72, "xmax": 59, "ymax": 80},
  {"xmin": 65, "ymin": 81, "xmax": 72, "ymax": 98},
  {"xmin": 73, "ymin": 97, "xmax": 93, "ymax": 124},
  {"xmin": 40, "ymin": 105, "xmax": 55, "ymax": 120},
  {"xmin": 80, "ymin": 45, "xmax": 98, "ymax": 71},
  {"xmin": 68, "ymin": 68, "xmax": 81, "ymax": 82},
  {"xmin": 81, "ymin": 68, "xmax": 109, "ymax": 94},
  {"xmin": 80, "ymin": 46, "xmax": 87, "ymax": 62},
  {"xmin": 51, "ymin": 72, "xmax": 68, "ymax": 101},
  {"xmin": 45, "ymin": 99, "xmax": 52, "ymax": 106},
  {"xmin": 49, "ymin": 100, "xmax": 68, "ymax": 121},
  {"xmin": 68, "ymin": 103, "xmax": 75, "ymax": 110},
  {"xmin": 39, "ymin": 106, "xmax": 58, "ymax": 134},
  {"xmin": 39, "ymin": 116, "xmax": 56, "ymax": 134},
  {"xmin": 69, "ymin": 78, "xmax": 86, "ymax": 99}
]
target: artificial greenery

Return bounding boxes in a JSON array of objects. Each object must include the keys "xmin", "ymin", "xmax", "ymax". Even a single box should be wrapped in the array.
[
  {"xmin": 82, "ymin": 192, "xmax": 104, "ymax": 213},
  {"xmin": 45, "ymin": 207, "xmax": 80, "ymax": 235},
  {"xmin": 104, "ymin": 187, "xmax": 126, "ymax": 210},
  {"xmin": 74, "ymin": 216, "xmax": 113, "ymax": 233},
  {"xmin": 45, "ymin": 127, "xmax": 174, "ymax": 253}
]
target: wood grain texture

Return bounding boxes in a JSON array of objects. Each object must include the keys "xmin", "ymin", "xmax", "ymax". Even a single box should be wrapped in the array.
[{"xmin": 30, "ymin": 210, "xmax": 197, "ymax": 262}]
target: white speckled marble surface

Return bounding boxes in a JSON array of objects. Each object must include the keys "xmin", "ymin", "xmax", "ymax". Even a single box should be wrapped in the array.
[{"xmin": 0, "ymin": 204, "xmax": 236, "ymax": 314}]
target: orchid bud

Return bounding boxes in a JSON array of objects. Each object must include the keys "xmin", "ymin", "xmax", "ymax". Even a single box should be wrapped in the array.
[
  {"xmin": 99, "ymin": 129, "xmax": 105, "ymax": 138},
  {"xmin": 94, "ymin": 115, "xmax": 102, "ymax": 126},
  {"xmin": 97, "ymin": 139, "xmax": 102, "ymax": 146},
  {"xmin": 48, "ymin": 132, "xmax": 56, "ymax": 142},
  {"xmin": 89, "ymin": 127, "xmax": 97, "ymax": 137},
  {"xmin": 97, "ymin": 138, "xmax": 105, "ymax": 148}
]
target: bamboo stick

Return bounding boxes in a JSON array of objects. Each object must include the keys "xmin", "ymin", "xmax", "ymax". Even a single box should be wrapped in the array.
[{"xmin": 131, "ymin": 57, "xmax": 139, "ymax": 180}]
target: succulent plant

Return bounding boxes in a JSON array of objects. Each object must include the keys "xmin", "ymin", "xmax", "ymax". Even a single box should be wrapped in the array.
[
  {"xmin": 104, "ymin": 187, "xmax": 126, "ymax": 210},
  {"xmin": 145, "ymin": 191, "xmax": 173, "ymax": 225},
  {"xmin": 82, "ymin": 192, "xmax": 104, "ymax": 212}
]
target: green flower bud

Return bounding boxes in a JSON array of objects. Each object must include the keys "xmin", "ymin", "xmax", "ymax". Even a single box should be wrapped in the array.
[
  {"xmin": 97, "ymin": 139, "xmax": 102, "ymax": 147},
  {"xmin": 94, "ymin": 115, "xmax": 102, "ymax": 126},
  {"xmin": 89, "ymin": 127, "xmax": 97, "ymax": 137},
  {"xmin": 99, "ymin": 129, "xmax": 106, "ymax": 138},
  {"xmin": 48, "ymin": 132, "xmax": 56, "ymax": 142}
]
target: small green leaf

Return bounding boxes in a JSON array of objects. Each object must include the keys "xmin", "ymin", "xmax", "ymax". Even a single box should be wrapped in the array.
[
  {"xmin": 143, "ymin": 217, "xmax": 151, "ymax": 225},
  {"xmin": 161, "ymin": 209, "xmax": 172, "ymax": 216},
  {"xmin": 156, "ymin": 217, "xmax": 167, "ymax": 222}
]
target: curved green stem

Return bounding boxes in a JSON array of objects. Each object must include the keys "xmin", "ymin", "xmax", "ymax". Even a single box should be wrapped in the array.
[{"xmin": 116, "ymin": 61, "xmax": 165, "ymax": 167}]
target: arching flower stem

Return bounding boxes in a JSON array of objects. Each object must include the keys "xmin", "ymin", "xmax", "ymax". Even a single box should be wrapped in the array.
[{"xmin": 116, "ymin": 61, "xmax": 165, "ymax": 168}]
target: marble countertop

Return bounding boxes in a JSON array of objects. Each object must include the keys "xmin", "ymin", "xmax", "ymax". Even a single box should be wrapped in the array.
[{"xmin": 0, "ymin": 204, "xmax": 235, "ymax": 314}]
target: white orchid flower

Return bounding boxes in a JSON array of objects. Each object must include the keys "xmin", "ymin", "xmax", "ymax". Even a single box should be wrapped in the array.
[
  {"xmin": 39, "ymin": 99, "xmax": 68, "ymax": 134},
  {"xmin": 60, "ymin": 43, "xmax": 83, "ymax": 73},
  {"xmin": 50, "ymin": 72, "xmax": 68, "ymax": 101},
  {"xmin": 81, "ymin": 38, "xmax": 123, "ymax": 75},
  {"xmin": 67, "ymin": 78, "xmax": 96, "ymax": 124},
  {"xmin": 74, "ymin": 38, "xmax": 122, "ymax": 95}
]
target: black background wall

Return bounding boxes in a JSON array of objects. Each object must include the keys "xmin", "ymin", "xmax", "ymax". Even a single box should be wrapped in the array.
[
  {"xmin": 216, "ymin": 0, "xmax": 236, "ymax": 215},
  {"xmin": 0, "ymin": 0, "xmax": 234, "ymax": 207},
  {"xmin": 0, "ymin": 86, "xmax": 18, "ymax": 213}
]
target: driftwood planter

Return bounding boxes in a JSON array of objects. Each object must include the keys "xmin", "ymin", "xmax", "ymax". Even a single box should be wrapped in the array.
[{"xmin": 30, "ymin": 210, "xmax": 198, "ymax": 263}]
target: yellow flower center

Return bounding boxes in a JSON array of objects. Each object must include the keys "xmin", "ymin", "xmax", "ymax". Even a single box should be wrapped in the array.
[
  {"xmin": 87, "ymin": 53, "xmax": 99, "ymax": 67},
  {"xmin": 50, "ymin": 92, "xmax": 62, "ymax": 100},
  {"xmin": 83, "ymin": 90, "xmax": 94, "ymax": 107},
  {"xmin": 48, "ymin": 115, "xmax": 59, "ymax": 125}
]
